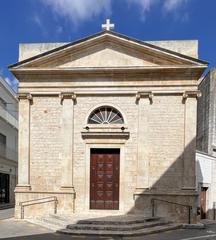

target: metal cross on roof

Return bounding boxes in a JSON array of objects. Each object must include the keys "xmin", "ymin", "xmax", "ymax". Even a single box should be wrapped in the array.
[{"xmin": 102, "ymin": 19, "xmax": 115, "ymax": 31}]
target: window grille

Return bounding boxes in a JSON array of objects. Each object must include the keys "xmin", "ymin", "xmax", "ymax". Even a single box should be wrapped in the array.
[{"xmin": 88, "ymin": 106, "xmax": 124, "ymax": 124}]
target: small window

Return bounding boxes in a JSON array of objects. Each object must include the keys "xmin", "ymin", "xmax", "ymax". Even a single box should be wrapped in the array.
[
  {"xmin": 88, "ymin": 106, "xmax": 124, "ymax": 124},
  {"xmin": 0, "ymin": 97, "xmax": 6, "ymax": 109},
  {"xmin": 0, "ymin": 133, "xmax": 6, "ymax": 146}
]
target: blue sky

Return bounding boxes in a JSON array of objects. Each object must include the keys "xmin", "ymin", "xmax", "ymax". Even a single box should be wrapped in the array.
[{"xmin": 0, "ymin": 0, "xmax": 215, "ymax": 90}]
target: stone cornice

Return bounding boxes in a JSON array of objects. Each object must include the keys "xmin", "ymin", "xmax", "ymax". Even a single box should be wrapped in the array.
[
  {"xmin": 11, "ymin": 65, "xmax": 206, "ymax": 75},
  {"xmin": 136, "ymin": 91, "xmax": 153, "ymax": 103},
  {"xmin": 17, "ymin": 93, "xmax": 33, "ymax": 104},
  {"xmin": 182, "ymin": 90, "xmax": 202, "ymax": 101},
  {"xmin": 59, "ymin": 92, "xmax": 76, "ymax": 104}
]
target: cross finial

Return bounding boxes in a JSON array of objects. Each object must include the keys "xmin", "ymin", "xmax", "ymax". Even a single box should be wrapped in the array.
[{"xmin": 102, "ymin": 19, "xmax": 115, "ymax": 31}]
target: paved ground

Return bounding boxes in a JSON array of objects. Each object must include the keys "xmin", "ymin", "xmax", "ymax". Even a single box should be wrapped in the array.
[
  {"xmin": 1, "ymin": 211, "xmax": 216, "ymax": 240},
  {"xmin": 125, "ymin": 225, "xmax": 216, "ymax": 240},
  {"xmin": 0, "ymin": 208, "xmax": 14, "ymax": 220},
  {"xmin": 1, "ymin": 224, "xmax": 216, "ymax": 240}
]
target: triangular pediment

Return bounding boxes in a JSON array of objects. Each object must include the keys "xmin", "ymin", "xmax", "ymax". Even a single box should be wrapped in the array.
[{"xmin": 9, "ymin": 31, "xmax": 208, "ymax": 70}]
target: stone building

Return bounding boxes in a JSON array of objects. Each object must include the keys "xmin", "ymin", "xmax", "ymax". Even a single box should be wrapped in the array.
[
  {"xmin": 196, "ymin": 68, "xmax": 216, "ymax": 219},
  {"xmin": 0, "ymin": 76, "xmax": 18, "ymax": 206},
  {"xmin": 9, "ymin": 24, "xmax": 208, "ymax": 223},
  {"xmin": 196, "ymin": 150, "xmax": 216, "ymax": 219}
]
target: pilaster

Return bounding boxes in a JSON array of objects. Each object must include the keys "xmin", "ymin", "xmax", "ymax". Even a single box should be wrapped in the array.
[
  {"xmin": 60, "ymin": 92, "xmax": 76, "ymax": 193},
  {"xmin": 15, "ymin": 93, "xmax": 32, "ymax": 191},
  {"xmin": 182, "ymin": 91, "xmax": 201, "ymax": 190},
  {"xmin": 135, "ymin": 92, "xmax": 153, "ymax": 192}
]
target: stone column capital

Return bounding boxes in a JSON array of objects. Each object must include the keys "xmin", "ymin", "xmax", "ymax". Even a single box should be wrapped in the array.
[
  {"xmin": 17, "ymin": 93, "xmax": 33, "ymax": 104},
  {"xmin": 136, "ymin": 91, "xmax": 153, "ymax": 103},
  {"xmin": 60, "ymin": 92, "xmax": 76, "ymax": 105},
  {"xmin": 182, "ymin": 90, "xmax": 202, "ymax": 102}
]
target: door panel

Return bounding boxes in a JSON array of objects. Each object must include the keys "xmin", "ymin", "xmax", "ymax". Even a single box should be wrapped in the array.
[{"xmin": 90, "ymin": 149, "xmax": 120, "ymax": 210}]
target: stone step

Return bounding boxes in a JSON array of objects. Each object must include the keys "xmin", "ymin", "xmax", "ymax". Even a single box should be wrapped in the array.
[
  {"xmin": 28, "ymin": 216, "xmax": 71, "ymax": 231},
  {"xmin": 48, "ymin": 214, "xmax": 73, "ymax": 222},
  {"xmin": 28, "ymin": 218, "xmax": 60, "ymax": 231},
  {"xmin": 58, "ymin": 223, "xmax": 182, "ymax": 237},
  {"xmin": 77, "ymin": 216, "xmax": 161, "ymax": 225},
  {"xmin": 40, "ymin": 216, "xmax": 71, "ymax": 227},
  {"xmin": 67, "ymin": 220, "xmax": 171, "ymax": 231}
]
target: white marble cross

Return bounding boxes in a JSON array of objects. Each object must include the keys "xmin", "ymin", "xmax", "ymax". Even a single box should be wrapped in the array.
[{"xmin": 102, "ymin": 19, "xmax": 115, "ymax": 31}]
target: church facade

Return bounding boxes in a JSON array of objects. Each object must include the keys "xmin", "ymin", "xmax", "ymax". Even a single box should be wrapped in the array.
[{"xmin": 9, "ymin": 27, "xmax": 208, "ymax": 223}]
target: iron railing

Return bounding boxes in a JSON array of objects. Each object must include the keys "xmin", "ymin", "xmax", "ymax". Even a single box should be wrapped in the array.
[
  {"xmin": 151, "ymin": 198, "xmax": 192, "ymax": 224},
  {"xmin": 19, "ymin": 196, "xmax": 58, "ymax": 219}
]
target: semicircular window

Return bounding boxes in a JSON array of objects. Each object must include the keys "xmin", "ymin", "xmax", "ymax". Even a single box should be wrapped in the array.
[{"xmin": 88, "ymin": 106, "xmax": 124, "ymax": 124}]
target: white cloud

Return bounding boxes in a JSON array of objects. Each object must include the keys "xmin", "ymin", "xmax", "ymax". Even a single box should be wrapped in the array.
[
  {"xmin": 40, "ymin": 0, "xmax": 112, "ymax": 25},
  {"xmin": 127, "ymin": 0, "xmax": 157, "ymax": 13},
  {"xmin": 127, "ymin": 0, "xmax": 190, "ymax": 19},
  {"xmin": 32, "ymin": 14, "xmax": 48, "ymax": 36},
  {"xmin": 33, "ymin": 14, "xmax": 42, "ymax": 27},
  {"xmin": 163, "ymin": 0, "xmax": 189, "ymax": 12}
]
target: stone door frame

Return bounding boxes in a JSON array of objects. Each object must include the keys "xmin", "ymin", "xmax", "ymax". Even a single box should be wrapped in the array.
[{"xmin": 85, "ymin": 142, "xmax": 125, "ymax": 213}]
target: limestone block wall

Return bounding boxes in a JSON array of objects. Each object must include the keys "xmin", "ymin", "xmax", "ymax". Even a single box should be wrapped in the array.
[
  {"xmin": 147, "ymin": 95, "xmax": 185, "ymax": 190},
  {"xmin": 30, "ymin": 97, "xmax": 63, "ymax": 191},
  {"xmin": 73, "ymin": 95, "xmax": 138, "ymax": 213},
  {"xmin": 197, "ymin": 69, "xmax": 216, "ymax": 154},
  {"xmin": 210, "ymin": 70, "xmax": 216, "ymax": 153},
  {"xmin": 197, "ymin": 73, "xmax": 210, "ymax": 153},
  {"xmin": 15, "ymin": 91, "xmax": 198, "ymax": 220}
]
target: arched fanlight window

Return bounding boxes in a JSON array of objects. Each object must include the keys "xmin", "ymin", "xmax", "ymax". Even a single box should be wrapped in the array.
[{"xmin": 88, "ymin": 106, "xmax": 124, "ymax": 124}]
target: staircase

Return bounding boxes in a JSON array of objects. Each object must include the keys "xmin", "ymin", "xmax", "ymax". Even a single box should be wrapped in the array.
[{"xmin": 29, "ymin": 214, "xmax": 182, "ymax": 237}]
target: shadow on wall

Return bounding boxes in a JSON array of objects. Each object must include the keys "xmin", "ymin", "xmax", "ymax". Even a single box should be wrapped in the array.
[
  {"xmin": 16, "ymin": 137, "xmax": 210, "ymax": 225},
  {"xmin": 124, "ymin": 137, "xmax": 200, "ymax": 224}
]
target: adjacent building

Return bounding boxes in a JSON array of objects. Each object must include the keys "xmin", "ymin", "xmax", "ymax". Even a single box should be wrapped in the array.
[
  {"xmin": 0, "ymin": 76, "xmax": 18, "ymax": 206},
  {"xmin": 9, "ymin": 26, "xmax": 208, "ymax": 223},
  {"xmin": 197, "ymin": 68, "xmax": 216, "ymax": 219}
]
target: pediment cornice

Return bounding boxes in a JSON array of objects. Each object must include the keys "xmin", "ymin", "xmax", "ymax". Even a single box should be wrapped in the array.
[
  {"xmin": 9, "ymin": 31, "xmax": 208, "ymax": 71},
  {"xmin": 11, "ymin": 65, "xmax": 206, "ymax": 81}
]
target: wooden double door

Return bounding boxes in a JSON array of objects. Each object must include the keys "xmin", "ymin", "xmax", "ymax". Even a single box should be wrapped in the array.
[{"xmin": 90, "ymin": 148, "xmax": 120, "ymax": 210}]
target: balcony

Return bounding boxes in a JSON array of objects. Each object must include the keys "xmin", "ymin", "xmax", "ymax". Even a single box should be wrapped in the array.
[
  {"xmin": 0, "ymin": 143, "xmax": 18, "ymax": 162},
  {"xmin": 0, "ymin": 105, "xmax": 18, "ymax": 129}
]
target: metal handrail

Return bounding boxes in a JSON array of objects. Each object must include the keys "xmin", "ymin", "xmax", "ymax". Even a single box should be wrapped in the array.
[
  {"xmin": 19, "ymin": 196, "xmax": 58, "ymax": 219},
  {"xmin": 151, "ymin": 198, "xmax": 192, "ymax": 224}
]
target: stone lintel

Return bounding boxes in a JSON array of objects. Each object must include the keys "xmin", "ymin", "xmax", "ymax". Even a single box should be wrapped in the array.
[
  {"xmin": 182, "ymin": 90, "xmax": 201, "ymax": 101},
  {"xmin": 59, "ymin": 92, "xmax": 76, "ymax": 105},
  {"xmin": 81, "ymin": 131, "xmax": 130, "ymax": 140}
]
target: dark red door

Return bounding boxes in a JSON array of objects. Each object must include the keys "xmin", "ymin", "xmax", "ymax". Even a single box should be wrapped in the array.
[{"xmin": 90, "ymin": 148, "xmax": 120, "ymax": 210}]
